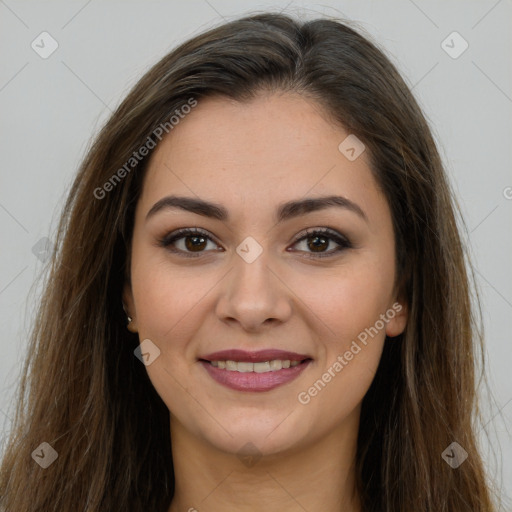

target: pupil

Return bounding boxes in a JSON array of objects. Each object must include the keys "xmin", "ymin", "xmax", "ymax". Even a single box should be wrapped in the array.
[
  {"xmin": 186, "ymin": 235, "xmax": 206, "ymax": 251},
  {"xmin": 309, "ymin": 235, "xmax": 327, "ymax": 252}
]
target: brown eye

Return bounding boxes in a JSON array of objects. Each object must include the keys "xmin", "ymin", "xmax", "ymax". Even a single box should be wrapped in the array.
[
  {"xmin": 290, "ymin": 228, "xmax": 351, "ymax": 259},
  {"xmin": 183, "ymin": 234, "xmax": 208, "ymax": 252},
  {"xmin": 159, "ymin": 228, "xmax": 220, "ymax": 257},
  {"xmin": 159, "ymin": 227, "xmax": 351, "ymax": 259},
  {"xmin": 306, "ymin": 234, "xmax": 329, "ymax": 252}
]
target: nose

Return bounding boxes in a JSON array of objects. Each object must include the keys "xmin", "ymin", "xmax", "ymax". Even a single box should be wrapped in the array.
[{"xmin": 215, "ymin": 247, "xmax": 293, "ymax": 333}]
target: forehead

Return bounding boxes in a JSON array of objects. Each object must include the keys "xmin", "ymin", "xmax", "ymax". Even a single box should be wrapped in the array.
[
  {"xmin": 139, "ymin": 93, "xmax": 386, "ymax": 226},
  {"xmin": 148, "ymin": 92, "xmax": 354, "ymax": 175}
]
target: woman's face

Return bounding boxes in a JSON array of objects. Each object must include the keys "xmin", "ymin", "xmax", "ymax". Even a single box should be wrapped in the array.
[{"xmin": 124, "ymin": 92, "xmax": 407, "ymax": 457}]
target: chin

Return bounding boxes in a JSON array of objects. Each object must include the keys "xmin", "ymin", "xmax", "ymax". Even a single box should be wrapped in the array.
[{"xmin": 197, "ymin": 412, "xmax": 312, "ymax": 459}]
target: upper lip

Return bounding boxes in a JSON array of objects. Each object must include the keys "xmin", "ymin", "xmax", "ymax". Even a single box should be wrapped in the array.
[{"xmin": 199, "ymin": 349, "xmax": 312, "ymax": 363}]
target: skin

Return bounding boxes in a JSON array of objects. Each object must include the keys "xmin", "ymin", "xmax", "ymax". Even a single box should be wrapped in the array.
[{"xmin": 123, "ymin": 92, "xmax": 408, "ymax": 512}]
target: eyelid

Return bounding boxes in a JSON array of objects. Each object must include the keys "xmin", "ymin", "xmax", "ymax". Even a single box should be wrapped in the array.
[
  {"xmin": 159, "ymin": 227, "xmax": 218, "ymax": 246},
  {"xmin": 293, "ymin": 226, "xmax": 350, "ymax": 245},
  {"xmin": 289, "ymin": 227, "xmax": 352, "ymax": 259}
]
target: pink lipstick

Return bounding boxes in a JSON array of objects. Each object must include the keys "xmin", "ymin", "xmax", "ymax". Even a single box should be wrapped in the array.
[{"xmin": 199, "ymin": 349, "xmax": 312, "ymax": 392}]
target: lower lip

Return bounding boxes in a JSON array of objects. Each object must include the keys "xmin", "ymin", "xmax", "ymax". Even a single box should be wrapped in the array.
[{"xmin": 199, "ymin": 360, "xmax": 312, "ymax": 392}]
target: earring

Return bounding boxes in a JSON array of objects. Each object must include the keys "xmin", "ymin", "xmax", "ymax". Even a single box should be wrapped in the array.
[
  {"xmin": 123, "ymin": 303, "xmax": 138, "ymax": 333},
  {"xmin": 126, "ymin": 315, "xmax": 138, "ymax": 333}
]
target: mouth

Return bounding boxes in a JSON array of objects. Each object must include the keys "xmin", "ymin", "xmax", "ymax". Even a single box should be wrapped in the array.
[
  {"xmin": 200, "ymin": 358, "xmax": 311, "ymax": 372},
  {"xmin": 198, "ymin": 349, "xmax": 313, "ymax": 392}
]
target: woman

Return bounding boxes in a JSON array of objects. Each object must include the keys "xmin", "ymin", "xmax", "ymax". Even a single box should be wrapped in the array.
[{"xmin": 0, "ymin": 11, "xmax": 499, "ymax": 512}]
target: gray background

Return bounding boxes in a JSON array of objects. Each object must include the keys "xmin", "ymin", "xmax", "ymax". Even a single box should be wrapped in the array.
[{"xmin": 1, "ymin": 0, "xmax": 511, "ymax": 507}]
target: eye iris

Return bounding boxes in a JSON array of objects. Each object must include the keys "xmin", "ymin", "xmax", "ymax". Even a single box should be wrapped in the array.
[
  {"xmin": 307, "ymin": 234, "xmax": 328, "ymax": 252},
  {"xmin": 185, "ymin": 235, "xmax": 207, "ymax": 252}
]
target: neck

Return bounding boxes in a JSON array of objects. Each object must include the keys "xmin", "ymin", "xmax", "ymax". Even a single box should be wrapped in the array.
[{"xmin": 167, "ymin": 411, "xmax": 362, "ymax": 512}]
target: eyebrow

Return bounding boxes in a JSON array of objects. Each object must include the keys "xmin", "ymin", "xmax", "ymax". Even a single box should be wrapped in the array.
[{"xmin": 145, "ymin": 194, "xmax": 368, "ymax": 224}]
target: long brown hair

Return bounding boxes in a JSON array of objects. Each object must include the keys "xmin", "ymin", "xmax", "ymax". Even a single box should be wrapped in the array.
[{"xmin": 0, "ymin": 12, "xmax": 499, "ymax": 511}]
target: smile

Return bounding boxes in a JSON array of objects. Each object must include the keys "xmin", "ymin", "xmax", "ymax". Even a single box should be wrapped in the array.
[
  {"xmin": 199, "ymin": 357, "xmax": 312, "ymax": 392},
  {"xmin": 209, "ymin": 359, "xmax": 301, "ymax": 372}
]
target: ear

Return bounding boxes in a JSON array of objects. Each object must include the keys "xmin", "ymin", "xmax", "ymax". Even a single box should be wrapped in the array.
[
  {"xmin": 385, "ymin": 300, "xmax": 408, "ymax": 338},
  {"xmin": 123, "ymin": 281, "xmax": 138, "ymax": 333}
]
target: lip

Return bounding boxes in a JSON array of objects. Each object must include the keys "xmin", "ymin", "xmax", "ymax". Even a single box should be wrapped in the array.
[
  {"xmin": 199, "ymin": 349, "xmax": 311, "ymax": 363},
  {"xmin": 198, "ymin": 349, "xmax": 313, "ymax": 392},
  {"xmin": 200, "ymin": 359, "xmax": 312, "ymax": 392}
]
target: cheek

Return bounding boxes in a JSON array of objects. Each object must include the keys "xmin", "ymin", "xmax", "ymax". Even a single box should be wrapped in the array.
[
  {"xmin": 136, "ymin": 274, "xmax": 205, "ymax": 340},
  {"xmin": 294, "ymin": 259, "xmax": 395, "ymax": 344},
  {"xmin": 294, "ymin": 265, "xmax": 392, "ymax": 421},
  {"xmin": 130, "ymin": 246, "xmax": 213, "ymax": 344}
]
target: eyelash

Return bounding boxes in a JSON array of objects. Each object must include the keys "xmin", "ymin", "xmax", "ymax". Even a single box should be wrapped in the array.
[{"xmin": 158, "ymin": 227, "xmax": 352, "ymax": 259}]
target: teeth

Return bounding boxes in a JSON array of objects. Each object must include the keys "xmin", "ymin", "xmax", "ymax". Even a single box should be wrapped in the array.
[
  {"xmin": 208, "ymin": 359, "xmax": 304, "ymax": 372},
  {"xmin": 269, "ymin": 360, "xmax": 282, "ymax": 371},
  {"xmin": 254, "ymin": 361, "xmax": 271, "ymax": 373},
  {"xmin": 226, "ymin": 360, "xmax": 238, "ymax": 371},
  {"xmin": 238, "ymin": 362, "xmax": 254, "ymax": 372}
]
